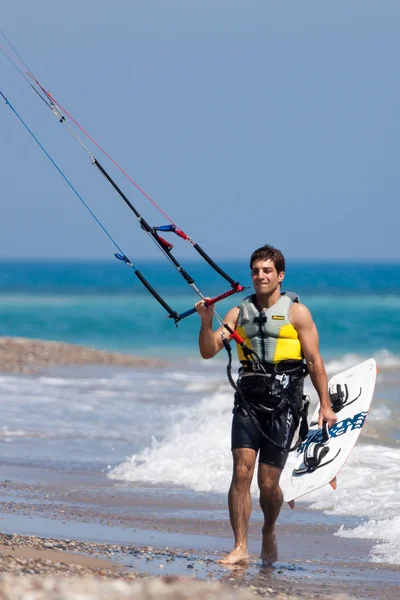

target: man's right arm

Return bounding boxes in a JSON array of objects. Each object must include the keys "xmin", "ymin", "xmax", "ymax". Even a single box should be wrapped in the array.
[{"xmin": 195, "ymin": 300, "xmax": 240, "ymax": 359}]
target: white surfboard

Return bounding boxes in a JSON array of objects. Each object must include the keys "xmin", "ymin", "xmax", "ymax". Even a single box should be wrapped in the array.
[{"xmin": 283, "ymin": 358, "xmax": 377, "ymax": 505}]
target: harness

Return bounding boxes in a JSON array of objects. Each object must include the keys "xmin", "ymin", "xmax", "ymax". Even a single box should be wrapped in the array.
[{"xmin": 222, "ymin": 335, "xmax": 310, "ymax": 452}]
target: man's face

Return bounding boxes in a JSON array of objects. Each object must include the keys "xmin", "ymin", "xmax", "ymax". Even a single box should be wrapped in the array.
[{"xmin": 251, "ymin": 258, "xmax": 284, "ymax": 294}]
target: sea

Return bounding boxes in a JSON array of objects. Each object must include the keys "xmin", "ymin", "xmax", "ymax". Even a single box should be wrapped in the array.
[{"xmin": 0, "ymin": 259, "xmax": 399, "ymax": 564}]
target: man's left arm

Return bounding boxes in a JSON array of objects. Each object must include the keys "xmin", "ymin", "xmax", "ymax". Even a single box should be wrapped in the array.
[{"xmin": 290, "ymin": 303, "xmax": 337, "ymax": 428}]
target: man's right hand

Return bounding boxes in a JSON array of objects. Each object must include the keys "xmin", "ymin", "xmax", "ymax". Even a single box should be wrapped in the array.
[{"xmin": 195, "ymin": 298, "xmax": 213, "ymax": 321}]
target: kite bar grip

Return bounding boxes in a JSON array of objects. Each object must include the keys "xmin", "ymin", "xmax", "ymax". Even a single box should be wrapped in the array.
[
  {"xmin": 173, "ymin": 286, "xmax": 246, "ymax": 323},
  {"xmin": 172, "ymin": 307, "xmax": 197, "ymax": 322},
  {"xmin": 205, "ymin": 287, "xmax": 245, "ymax": 305}
]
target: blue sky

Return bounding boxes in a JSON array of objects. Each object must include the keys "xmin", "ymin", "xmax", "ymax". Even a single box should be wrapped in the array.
[{"xmin": 1, "ymin": 1, "xmax": 399, "ymax": 261}]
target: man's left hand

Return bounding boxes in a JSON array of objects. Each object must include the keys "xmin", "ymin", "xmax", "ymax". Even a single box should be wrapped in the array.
[{"xmin": 318, "ymin": 405, "xmax": 338, "ymax": 429}]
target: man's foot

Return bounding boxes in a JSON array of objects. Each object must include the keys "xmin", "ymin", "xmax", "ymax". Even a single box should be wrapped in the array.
[
  {"xmin": 260, "ymin": 525, "xmax": 278, "ymax": 566},
  {"xmin": 216, "ymin": 544, "xmax": 250, "ymax": 565}
]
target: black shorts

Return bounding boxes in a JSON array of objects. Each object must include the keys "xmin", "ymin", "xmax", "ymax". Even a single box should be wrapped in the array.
[{"xmin": 231, "ymin": 402, "xmax": 296, "ymax": 470}]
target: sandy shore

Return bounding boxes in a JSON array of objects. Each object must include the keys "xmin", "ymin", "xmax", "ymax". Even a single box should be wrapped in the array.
[
  {"xmin": 0, "ymin": 465, "xmax": 398, "ymax": 600},
  {"xmin": 0, "ymin": 338, "xmax": 398, "ymax": 598},
  {"xmin": 0, "ymin": 527, "xmax": 396, "ymax": 600},
  {"xmin": 0, "ymin": 574, "xmax": 262, "ymax": 600},
  {"xmin": 0, "ymin": 532, "xmax": 353, "ymax": 600},
  {"xmin": 0, "ymin": 337, "xmax": 164, "ymax": 373}
]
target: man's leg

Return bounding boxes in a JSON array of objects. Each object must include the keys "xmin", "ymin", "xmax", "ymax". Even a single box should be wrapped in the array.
[
  {"xmin": 217, "ymin": 447, "xmax": 257, "ymax": 565},
  {"xmin": 257, "ymin": 463, "xmax": 283, "ymax": 566}
]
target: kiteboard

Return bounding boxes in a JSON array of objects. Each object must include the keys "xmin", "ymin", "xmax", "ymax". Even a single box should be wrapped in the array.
[{"xmin": 283, "ymin": 358, "xmax": 377, "ymax": 506}]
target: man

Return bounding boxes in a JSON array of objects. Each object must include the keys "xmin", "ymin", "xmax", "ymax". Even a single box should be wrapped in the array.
[{"xmin": 195, "ymin": 245, "xmax": 337, "ymax": 566}]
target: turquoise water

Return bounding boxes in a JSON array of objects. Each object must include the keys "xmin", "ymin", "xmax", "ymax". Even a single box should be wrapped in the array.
[{"xmin": 0, "ymin": 260, "xmax": 399, "ymax": 358}]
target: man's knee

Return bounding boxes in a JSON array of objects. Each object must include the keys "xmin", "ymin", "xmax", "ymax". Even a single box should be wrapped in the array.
[
  {"xmin": 258, "ymin": 477, "xmax": 279, "ymax": 498},
  {"xmin": 233, "ymin": 462, "xmax": 254, "ymax": 487},
  {"xmin": 258, "ymin": 464, "xmax": 282, "ymax": 497},
  {"xmin": 232, "ymin": 449, "xmax": 256, "ymax": 487}
]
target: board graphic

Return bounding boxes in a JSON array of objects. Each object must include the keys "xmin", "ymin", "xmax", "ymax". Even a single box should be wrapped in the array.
[{"xmin": 283, "ymin": 358, "xmax": 377, "ymax": 505}]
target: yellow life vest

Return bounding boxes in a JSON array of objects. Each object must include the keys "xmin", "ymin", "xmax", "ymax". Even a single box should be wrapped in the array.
[{"xmin": 236, "ymin": 293, "xmax": 303, "ymax": 365}]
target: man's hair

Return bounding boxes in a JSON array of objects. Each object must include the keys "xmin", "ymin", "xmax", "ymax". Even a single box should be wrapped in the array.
[{"xmin": 250, "ymin": 245, "xmax": 285, "ymax": 274}]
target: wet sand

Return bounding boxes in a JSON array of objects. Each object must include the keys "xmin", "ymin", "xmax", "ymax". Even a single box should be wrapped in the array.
[{"xmin": 0, "ymin": 464, "xmax": 399, "ymax": 599}]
